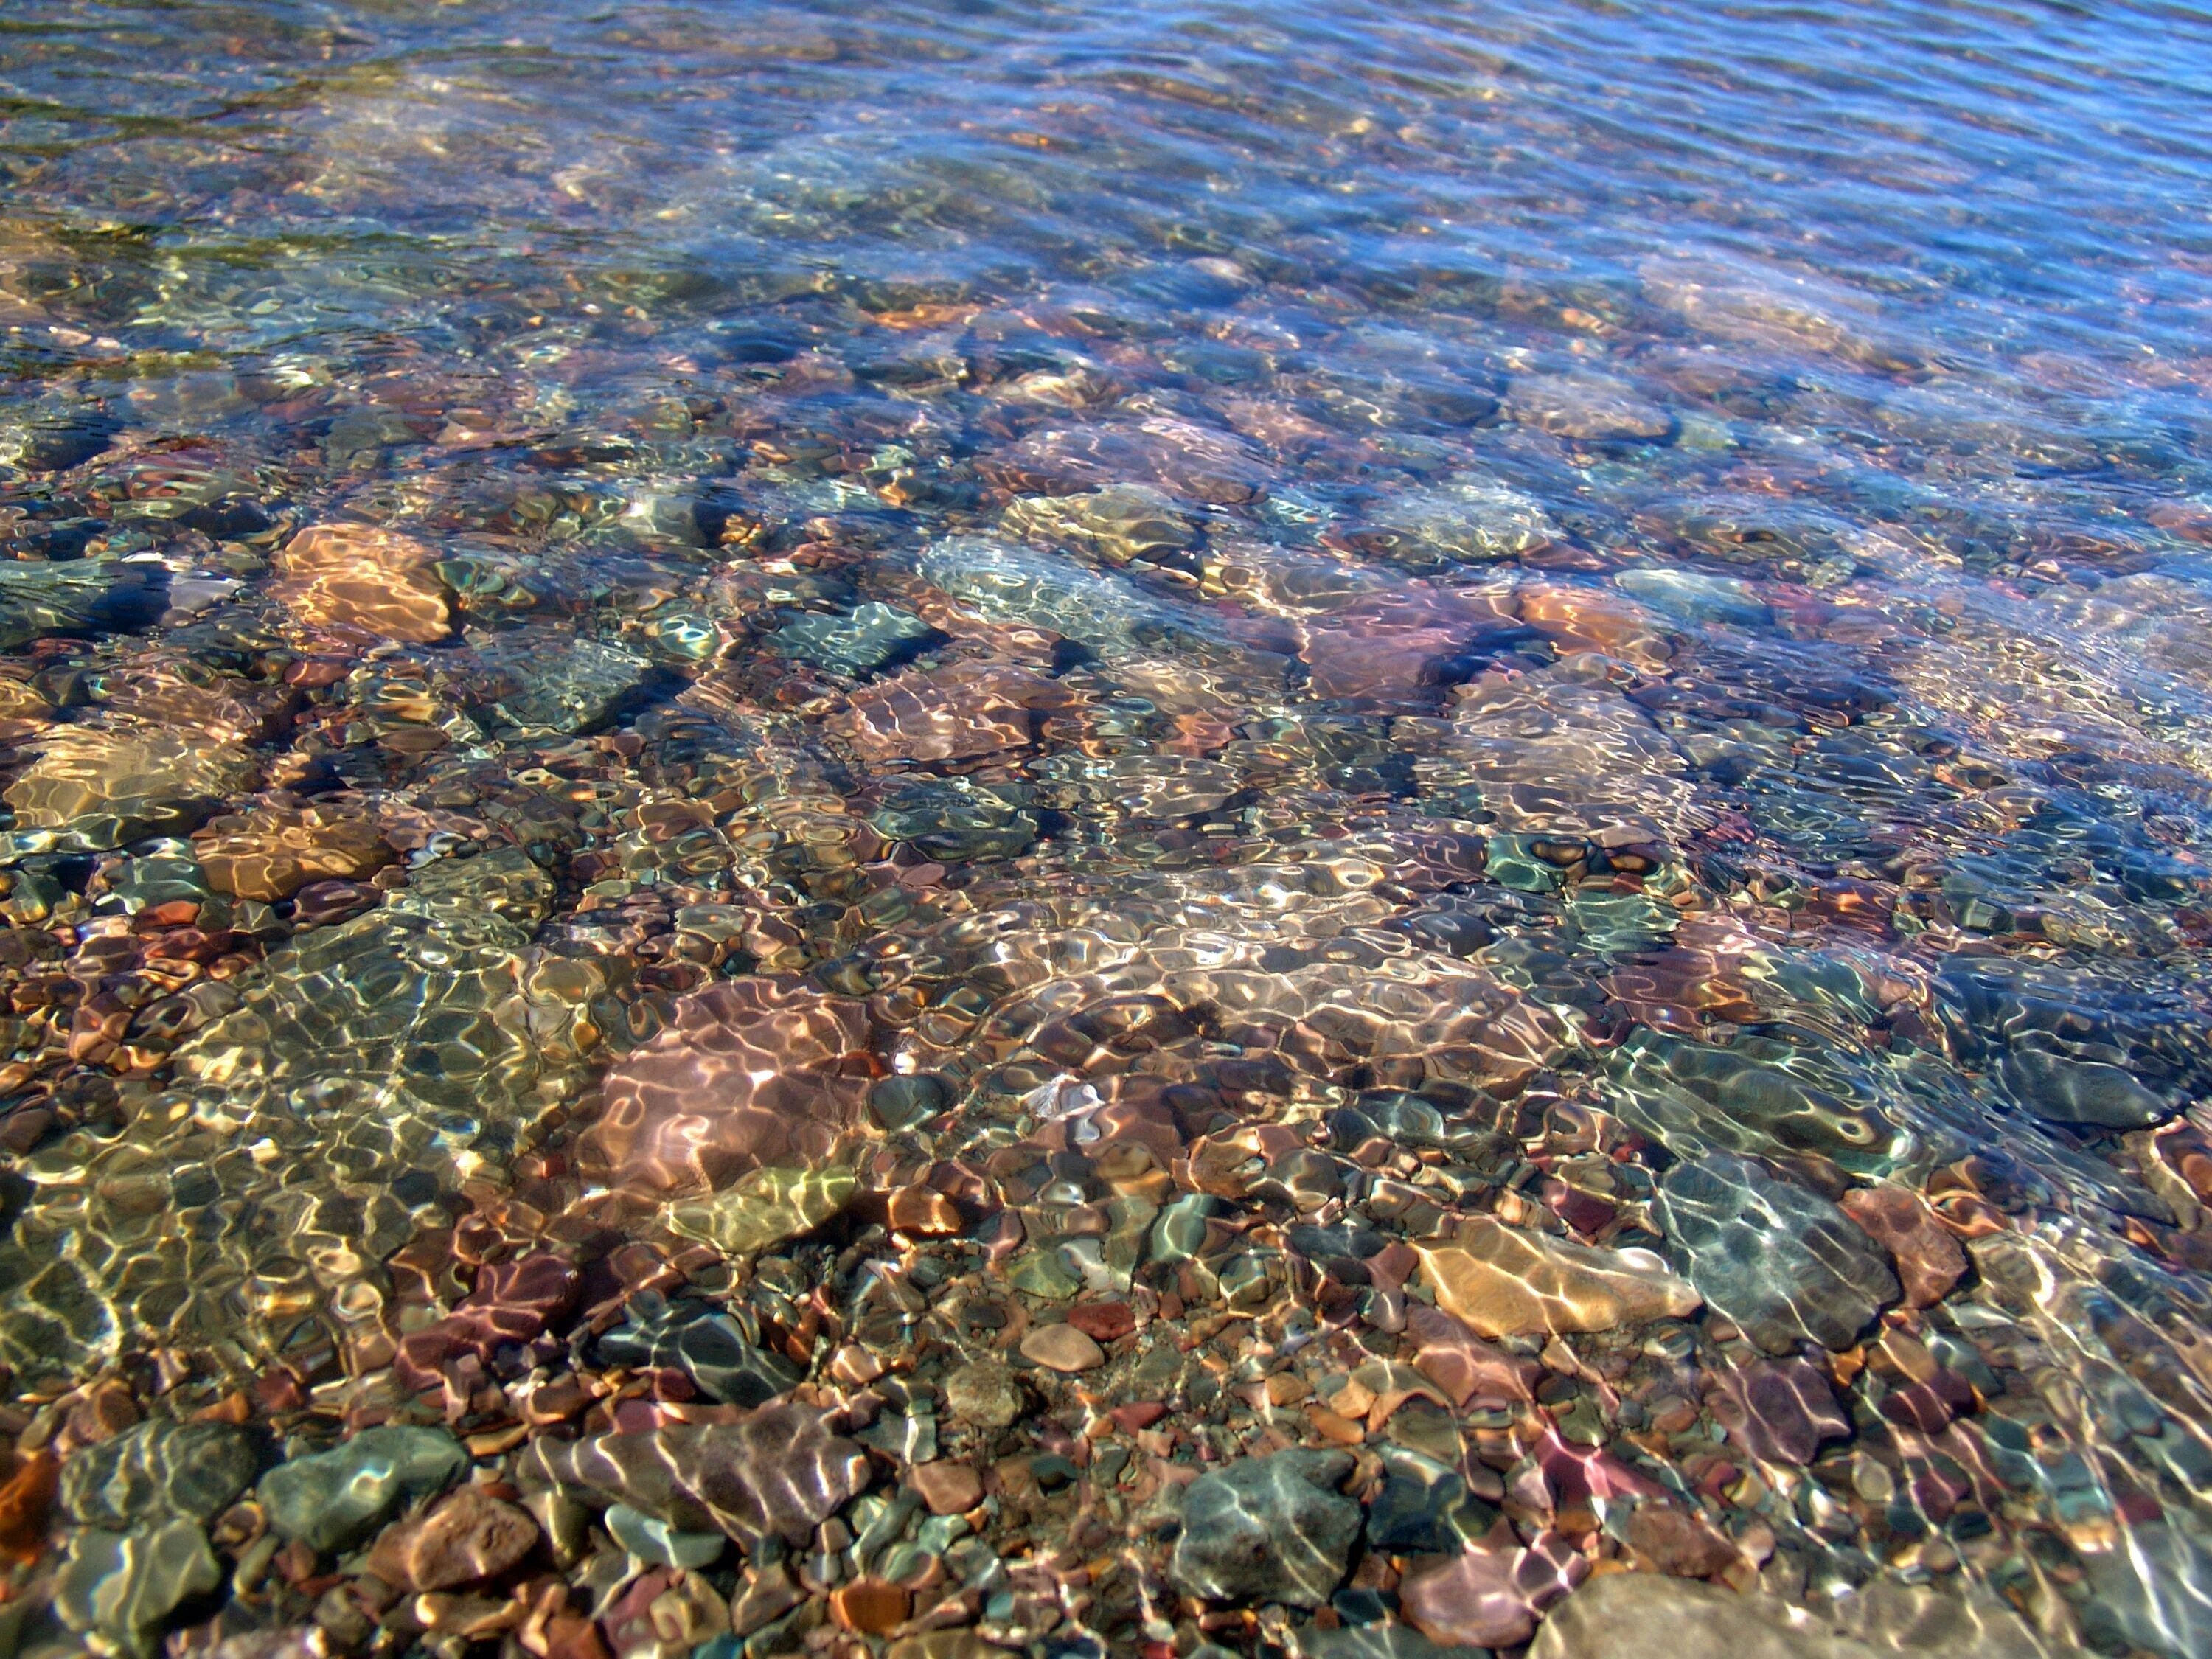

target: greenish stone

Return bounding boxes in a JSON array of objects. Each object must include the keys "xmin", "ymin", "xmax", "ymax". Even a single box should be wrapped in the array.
[
  {"xmin": 606, "ymin": 1500, "xmax": 726, "ymax": 1569},
  {"xmin": 54, "ymin": 1520, "xmax": 222, "ymax": 1659},
  {"xmin": 663, "ymin": 1165, "xmax": 859, "ymax": 1257},
  {"xmin": 1006, "ymin": 1248, "xmax": 1082, "ymax": 1301},
  {"xmin": 258, "ymin": 1425, "xmax": 468, "ymax": 1552}
]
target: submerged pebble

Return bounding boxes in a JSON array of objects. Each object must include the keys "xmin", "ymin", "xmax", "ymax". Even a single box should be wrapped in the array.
[{"xmin": 0, "ymin": 4, "xmax": 2206, "ymax": 1658}]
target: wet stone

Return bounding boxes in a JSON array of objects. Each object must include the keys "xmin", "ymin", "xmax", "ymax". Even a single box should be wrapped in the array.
[
  {"xmin": 1169, "ymin": 1447, "xmax": 1361, "ymax": 1609},
  {"xmin": 1002, "ymin": 482, "xmax": 1197, "ymax": 568},
  {"xmin": 1654, "ymin": 1155, "xmax": 1900, "ymax": 1354},
  {"xmin": 1294, "ymin": 1627, "xmax": 1466, "ymax": 1659},
  {"xmin": 465, "ymin": 630, "xmax": 652, "ymax": 736},
  {"xmin": 518, "ymin": 1405, "xmax": 869, "ymax": 1548},
  {"xmin": 1343, "ymin": 476, "xmax": 1560, "ymax": 567},
  {"xmin": 273, "ymin": 523, "xmax": 453, "ymax": 642},
  {"xmin": 769, "ymin": 602, "xmax": 937, "ymax": 675},
  {"xmin": 5, "ymin": 725, "xmax": 257, "ymax": 849},
  {"xmin": 0, "ymin": 559, "xmax": 165, "ymax": 651},
  {"xmin": 594, "ymin": 1292, "xmax": 803, "ymax": 1406},
  {"xmin": 364, "ymin": 1482, "xmax": 538, "ymax": 1591},
  {"xmin": 1837, "ymin": 1186, "xmax": 1966, "ymax": 1307},
  {"xmin": 258, "ymin": 1425, "xmax": 469, "ymax": 1552},
  {"xmin": 578, "ymin": 979, "xmax": 873, "ymax": 1197},
  {"xmin": 909, "ymin": 1461, "xmax": 984, "ymax": 1515},
  {"xmin": 60, "ymin": 1418, "xmax": 263, "ymax": 1529},
  {"xmin": 1416, "ymin": 1215, "xmax": 1702, "ymax": 1338},
  {"xmin": 662, "ymin": 1164, "xmax": 860, "ymax": 1257},
  {"xmin": 604, "ymin": 1500, "xmax": 727, "ymax": 1570},
  {"xmin": 54, "ymin": 1520, "xmax": 223, "ymax": 1659},
  {"xmin": 1366, "ymin": 1447, "xmax": 1486, "ymax": 1554},
  {"xmin": 944, "ymin": 1360, "xmax": 1024, "ymax": 1430},
  {"xmin": 1019, "ymin": 1321, "xmax": 1106, "ymax": 1372}
]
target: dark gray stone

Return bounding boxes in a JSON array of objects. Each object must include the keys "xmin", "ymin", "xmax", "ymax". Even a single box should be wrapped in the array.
[
  {"xmin": 62, "ymin": 1419, "xmax": 264, "ymax": 1528},
  {"xmin": 1654, "ymin": 1154, "xmax": 1899, "ymax": 1354},
  {"xmin": 594, "ymin": 1294, "xmax": 801, "ymax": 1408},
  {"xmin": 1169, "ymin": 1447, "xmax": 1360, "ymax": 1609}
]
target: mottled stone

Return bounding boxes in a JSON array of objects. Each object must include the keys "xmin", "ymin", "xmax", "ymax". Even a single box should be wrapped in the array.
[
  {"xmin": 594, "ymin": 1293, "xmax": 801, "ymax": 1407},
  {"xmin": 1628, "ymin": 1505, "xmax": 1740, "ymax": 1577},
  {"xmin": 604, "ymin": 1500, "xmax": 726, "ymax": 1569},
  {"xmin": 1534, "ymin": 1573, "xmax": 1862, "ymax": 1659},
  {"xmin": 1342, "ymin": 476, "xmax": 1559, "ymax": 567},
  {"xmin": 1002, "ymin": 482, "xmax": 1197, "ymax": 568},
  {"xmin": 466, "ymin": 632, "xmax": 652, "ymax": 737},
  {"xmin": 259, "ymin": 1425, "xmax": 469, "ymax": 1552},
  {"xmin": 1416, "ymin": 1216, "xmax": 1701, "ymax": 1338},
  {"xmin": 663, "ymin": 1165, "xmax": 860, "ymax": 1258},
  {"xmin": 770, "ymin": 602, "xmax": 936, "ymax": 676},
  {"xmin": 519, "ymin": 1405, "xmax": 868, "ymax": 1548},
  {"xmin": 1366, "ymin": 1447, "xmax": 1486, "ymax": 1554},
  {"xmin": 1294, "ymin": 1626, "xmax": 1464, "ymax": 1659},
  {"xmin": 943, "ymin": 1361, "xmax": 1023, "ymax": 1430},
  {"xmin": 61, "ymin": 1419, "xmax": 262, "ymax": 1529},
  {"xmin": 1531, "ymin": 1571, "xmax": 2052, "ymax": 1659},
  {"xmin": 578, "ymin": 979, "xmax": 874, "ymax": 1197},
  {"xmin": 193, "ymin": 801, "xmax": 394, "ymax": 901},
  {"xmin": 6, "ymin": 725, "xmax": 257, "ymax": 848},
  {"xmin": 1400, "ymin": 1531, "xmax": 1586, "ymax": 1649},
  {"xmin": 1703, "ymin": 1357, "xmax": 1851, "ymax": 1467},
  {"xmin": 54, "ymin": 1520, "xmax": 223, "ymax": 1658},
  {"xmin": 0, "ymin": 558, "xmax": 164, "ymax": 653},
  {"xmin": 1169, "ymin": 1448, "xmax": 1360, "ymax": 1609},
  {"xmin": 364, "ymin": 1484, "xmax": 538, "ymax": 1591},
  {"xmin": 1506, "ymin": 372, "xmax": 1674, "ymax": 442},
  {"xmin": 1655, "ymin": 1155, "xmax": 1899, "ymax": 1354},
  {"xmin": 1837, "ymin": 1187, "xmax": 1966, "ymax": 1308}
]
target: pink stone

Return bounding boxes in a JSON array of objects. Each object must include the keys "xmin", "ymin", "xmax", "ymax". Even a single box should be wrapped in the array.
[{"xmin": 577, "ymin": 978, "xmax": 874, "ymax": 1197}]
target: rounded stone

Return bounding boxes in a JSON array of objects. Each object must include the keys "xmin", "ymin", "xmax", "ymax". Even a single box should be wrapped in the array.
[
  {"xmin": 908, "ymin": 1461, "xmax": 984, "ymax": 1516},
  {"xmin": 1169, "ymin": 1448, "xmax": 1360, "ymax": 1609},
  {"xmin": 605, "ymin": 1500, "xmax": 726, "ymax": 1570},
  {"xmin": 1020, "ymin": 1323, "xmax": 1106, "ymax": 1374}
]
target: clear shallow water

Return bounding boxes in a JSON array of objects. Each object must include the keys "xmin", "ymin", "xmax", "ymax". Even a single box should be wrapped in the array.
[{"xmin": 3, "ymin": 1, "xmax": 2212, "ymax": 1655}]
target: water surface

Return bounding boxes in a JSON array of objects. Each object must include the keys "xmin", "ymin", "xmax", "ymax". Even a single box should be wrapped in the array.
[{"xmin": 4, "ymin": 1, "xmax": 2212, "ymax": 1655}]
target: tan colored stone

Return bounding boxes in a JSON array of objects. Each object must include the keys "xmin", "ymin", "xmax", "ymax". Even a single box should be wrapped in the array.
[
  {"xmin": 1020, "ymin": 1322, "xmax": 1106, "ymax": 1373},
  {"xmin": 193, "ymin": 801, "xmax": 394, "ymax": 901},
  {"xmin": 1417, "ymin": 1215, "xmax": 1700, "ymax": 1338},
  {"xmin": 274, "ymin": 524, "xmax": 451, "ymax": 643}
]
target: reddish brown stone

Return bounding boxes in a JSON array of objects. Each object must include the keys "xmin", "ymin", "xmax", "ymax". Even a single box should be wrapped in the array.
[
  {"xmin": 1627, "ymin": 1504, "xmax": 1739, "ymax": 1578},
  {"xmin": 886, "ymin": 1185, "xmax": 963, "ymax": 1236},
  {"xmin": 366, "ymin": 1484, "xmax": 539, "ymax": 1592},
  {"xmin": 1065, "ymin": 1302, "xmax": 1135, "ymax": 1343},
  {"xmin": 1109, "ymin": 1402, "xmax": 1167, "ymax": 1435},
  {"xmin": 1703, "ymin": 1357, "xmax": 1850, "ymax": 1467},
  {"xmin": 0, "ymin": 1452, "xmax": 56, "ymax": 1565},
  {"xmin": 1404, "ymin": 1303, "xmax": 1540, "ymax": 1408},
  {"xmin": 1838, "ymin": 1186, "xmax": 1966, "ymax": 1307},
  {"xmin": 908, "ymin": 1461, "xmax": 984, "ymax": 1516},
  {"xmin": 394, "ymin": 1252, "xmax": 581, "ymax": 1392},
  {"xmin": 831, "ymin": 1577, "xmax": 911, "ymax": 1635},
  {"xmin": 1399, "ymin": 1528, "xmax": 1586, "ymax": 1649}
]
